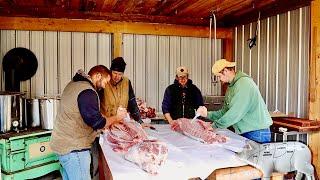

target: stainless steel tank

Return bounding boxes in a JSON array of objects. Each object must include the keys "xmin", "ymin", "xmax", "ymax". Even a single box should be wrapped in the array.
[
  {"xmin": 0, "ymin": 92, "xmax": 25, "ymax": 133},
  {"xmin": 25, "ymin": 98, "xmax": 41, "ymax": 128},
  {"xmin": 39, "ymin": 96, "xmax": 60, "ymax": 130}
]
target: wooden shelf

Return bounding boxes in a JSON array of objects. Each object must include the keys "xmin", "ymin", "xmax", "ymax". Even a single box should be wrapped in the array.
[{"xmin": 272, "ymin": 117, "xmax": 320, "ymax": 132}]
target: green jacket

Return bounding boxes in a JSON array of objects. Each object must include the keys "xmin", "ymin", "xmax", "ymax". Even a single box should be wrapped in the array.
[{"xmin": 208, "ymin": 71, "xmax": 272, "ymax": 134}]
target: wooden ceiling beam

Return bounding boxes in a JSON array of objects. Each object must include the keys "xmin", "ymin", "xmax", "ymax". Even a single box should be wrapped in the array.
[
  {"xmin": 123, "ymin": 0, "xmax": 139, "ymax": 13},
  {"xmin": 225, "ymin": 0, "xmax": 252, "ymax": 14},
  {"xmin": 190, "ymin": 0, "xmax": 224, "ymax": 17},
  {"xmin": 99, "ymin": 0, "xmax": 117, "ymax": 12},
  {"xmin": 149, "ymin": 0, "xmax": 174, "ymax": 15},
  {"xmin": 170, "ymin": 0, "xmax": 207, "ymax": 16},
  {"xmin": 93, "ymin": 0, "xmax": 104, "ymax": 11},
  {"xmin": 138, "ymin": 0, "xmax": 161, "ymax": 15},
  {"xmin": 193, "ymin": 0, "xmax": 249, "ymax": 20},
  {"xmin": 0, "ymin": 16, "xmax": 233, "ymax": 39},
  {"xmin": 157, "ymin": 0, "xmax": 190, "ymax": 16},
  {"xmin": 176, "ymin": 0, "xmax": 213, "ymax": 17},
  {"xmin": 216, "ymin": 0, "xmax": 251, "ymax": 17},
  {"xmin": 84, "ymin": 0, "xmax": 97, "ymax": 11},
  {"xmin": 211, "ymin": 0, "xmax": 246, "ymax": 13},
  {"xmin": 0, "ymin": 8, "xmax": 210, "ymax": 26},
  {"xmin": 231, "ymin": 0, "xmax": 276, "ymax": 17},
  {"xmin": 112, "ymin": 0, "xmax": 133, "ymax": 13},
  {"xmin": 0, "ymin": 0, "xmax": 312, "ymax": 27}
]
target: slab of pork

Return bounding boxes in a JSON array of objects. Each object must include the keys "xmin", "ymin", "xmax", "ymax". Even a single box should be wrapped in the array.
[
  {"xmin": 124, "ymin": 140, "xmax": 168, "ymax": 175},
  {"xmin": 105, "ymin": 121, "xmax": 168, "ymax": 174},
  {"xmin": 173, "ymin": 118, "xmax": 227, "ymax": 143},
  {"xmin": 106, "ymin": 121, "xmax": 148, "ymax": 152}
]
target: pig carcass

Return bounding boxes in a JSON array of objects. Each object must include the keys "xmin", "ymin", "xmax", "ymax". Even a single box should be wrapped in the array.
[
  {"xmin": 105, "ymin": 121, "xmax": 168, "ymax": 174},
  {"xmin": 172, "ymin": 118, "xmax": 227, "ymax": 144}
]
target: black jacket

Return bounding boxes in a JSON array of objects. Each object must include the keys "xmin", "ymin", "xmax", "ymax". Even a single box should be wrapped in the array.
[{"xmin": 162, "ymin": 79, "xmax": 204, "ymax": 120}]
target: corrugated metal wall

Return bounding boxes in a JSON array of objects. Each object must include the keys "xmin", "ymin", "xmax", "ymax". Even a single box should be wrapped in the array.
[
  {"xmin": 123, "ymin": 34, "xmax": 222, "ymax": 111},
  {"xmin": 234, "ymin": 7, "xmax": 310, "ymax": 118},
  {"xmin": 0, "ymin": 30, "xmax": 112, "ymax": 98},
  {"xmin": 0, "ymin": 30, "xmax": 222, "ymax": 112}
]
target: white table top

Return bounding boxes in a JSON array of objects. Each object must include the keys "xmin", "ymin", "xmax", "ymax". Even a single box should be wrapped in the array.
[{"xmin": 100, "ymin": 124, "xmax": 248, "ymax": 180}]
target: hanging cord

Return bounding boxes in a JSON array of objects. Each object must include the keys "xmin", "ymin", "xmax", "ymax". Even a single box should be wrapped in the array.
[
  {"xmin": 213, "ymin": 12, "xmax": 217, "ymax": 61},
  {"xmin": 256, "ymin": 12, "xmax": 260, "ymax": 36},
  {"xmin": 210, "ymin": 12, "xmax": 218, "ymax": 84},
  {"xmin": 209, "ymin": 14, "xmax": 215, "ymax": 84},
  {"xmin": 209, "ymin": 14, "xmax": 212, "ymax": 62}
]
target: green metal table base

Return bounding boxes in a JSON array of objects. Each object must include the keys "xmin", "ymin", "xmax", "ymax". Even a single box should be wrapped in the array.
[{"xmin": 1, "ymin": 161, "xmax": 61, "ymax": 180}]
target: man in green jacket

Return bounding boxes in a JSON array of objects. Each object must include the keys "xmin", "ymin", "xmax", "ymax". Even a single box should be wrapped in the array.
[{"xmin": 197, "ymin": 59, "xmax": 272, "ymax": 143}]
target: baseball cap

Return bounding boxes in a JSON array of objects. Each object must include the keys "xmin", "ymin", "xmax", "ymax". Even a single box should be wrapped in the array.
[
  {"xmin": 212, "ymin": 59, "xmax": 236, "ymax": 75},
  {"xmin": 176, "ymin": 66, "xmax": 189, "ymax": 77}
]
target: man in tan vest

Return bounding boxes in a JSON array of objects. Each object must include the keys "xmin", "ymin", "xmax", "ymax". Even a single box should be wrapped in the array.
[
  {"xmin": 100, "ymin": 57, "xmax": 144, "ymax": 124},
  {"xmin": 50, "ymin": 65, "xmax": 127, "ymax": 180}
]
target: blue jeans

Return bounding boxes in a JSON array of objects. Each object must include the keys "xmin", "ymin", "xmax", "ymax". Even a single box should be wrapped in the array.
[
  {"xmin": 58, "ymin": 150, "xmax": 91, "ymax": 180},
  {"xmin": 241, "ymin": 128, "xmax": 271, "ymax": 143}
]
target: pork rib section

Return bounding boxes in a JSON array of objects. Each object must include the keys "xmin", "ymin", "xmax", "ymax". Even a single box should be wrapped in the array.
[
  {"xmin": 173, "ymin": 118, "xmax": 227, "ymax": 144},
  {"xmin": 125, "ymin": 140, "xmax": 168, "ymax": 175},
  {"xmin": 105, "ymin": 121, "xmax": 168, "ymax": 174},
  {"xmin": 106, "ymin": 121, "xmax": 148, "ymax": 152}
]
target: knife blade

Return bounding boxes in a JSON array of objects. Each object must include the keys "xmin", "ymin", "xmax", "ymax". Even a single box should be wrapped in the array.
[{"xmin": 191, "ymin": 112, "xmax": 200, "ymax": 123}]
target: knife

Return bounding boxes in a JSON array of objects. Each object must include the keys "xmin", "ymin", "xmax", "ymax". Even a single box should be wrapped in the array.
[{"xmin": 191, "ymin": 112, "xmax": 200, "ymax": 123}]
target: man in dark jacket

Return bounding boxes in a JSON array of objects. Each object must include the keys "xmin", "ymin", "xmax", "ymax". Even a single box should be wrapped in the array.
[
  {"xmin": 162, "ymin": 66, "xmax": 204, "ymax": 124},
  {"xmin": 50, "ymin": 65, "xmax": 127, "ymax": 180}
]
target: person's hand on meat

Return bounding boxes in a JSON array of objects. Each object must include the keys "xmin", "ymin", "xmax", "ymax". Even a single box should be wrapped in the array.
[
  {"xmin": 170, "ymin": 120, "xmax": 182, "ymax": 132},
  {"xmin": 104, "ymin": 115, "xmax": 121, "ymax": 128},
  {"xmin": 104, "ymin": 107, "xmax": 127, "ymax": 128},
  {"xmin": 116, "ymin": 106, "xmax": 127, "ymax": 120},
  {"xmin": 196, "ymin": 106, "xmax": 207, "ymax": 117}
]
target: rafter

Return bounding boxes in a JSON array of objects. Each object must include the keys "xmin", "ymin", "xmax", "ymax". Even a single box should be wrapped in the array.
[
  {"xmin": 0, "ymin": 16, "xmax": 233, "ymax": 38},
  {"xmin": 0, "ymin": 0, "xmax": 313, "ymax": 27}
]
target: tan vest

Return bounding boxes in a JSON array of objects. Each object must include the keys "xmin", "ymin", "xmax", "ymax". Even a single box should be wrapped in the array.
[
  {"xmin": 101, "ymin": 77, "xmax": 129, "ymax": 117},
  {"xmin": 50, "ymin": 81, "xmax": 99, "ymax": 155}
]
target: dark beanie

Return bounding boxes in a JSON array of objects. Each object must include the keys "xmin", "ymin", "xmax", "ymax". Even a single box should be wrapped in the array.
[{"xmin": 110, "ymin": 57, "xmax": 126, "ymax": 72}]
